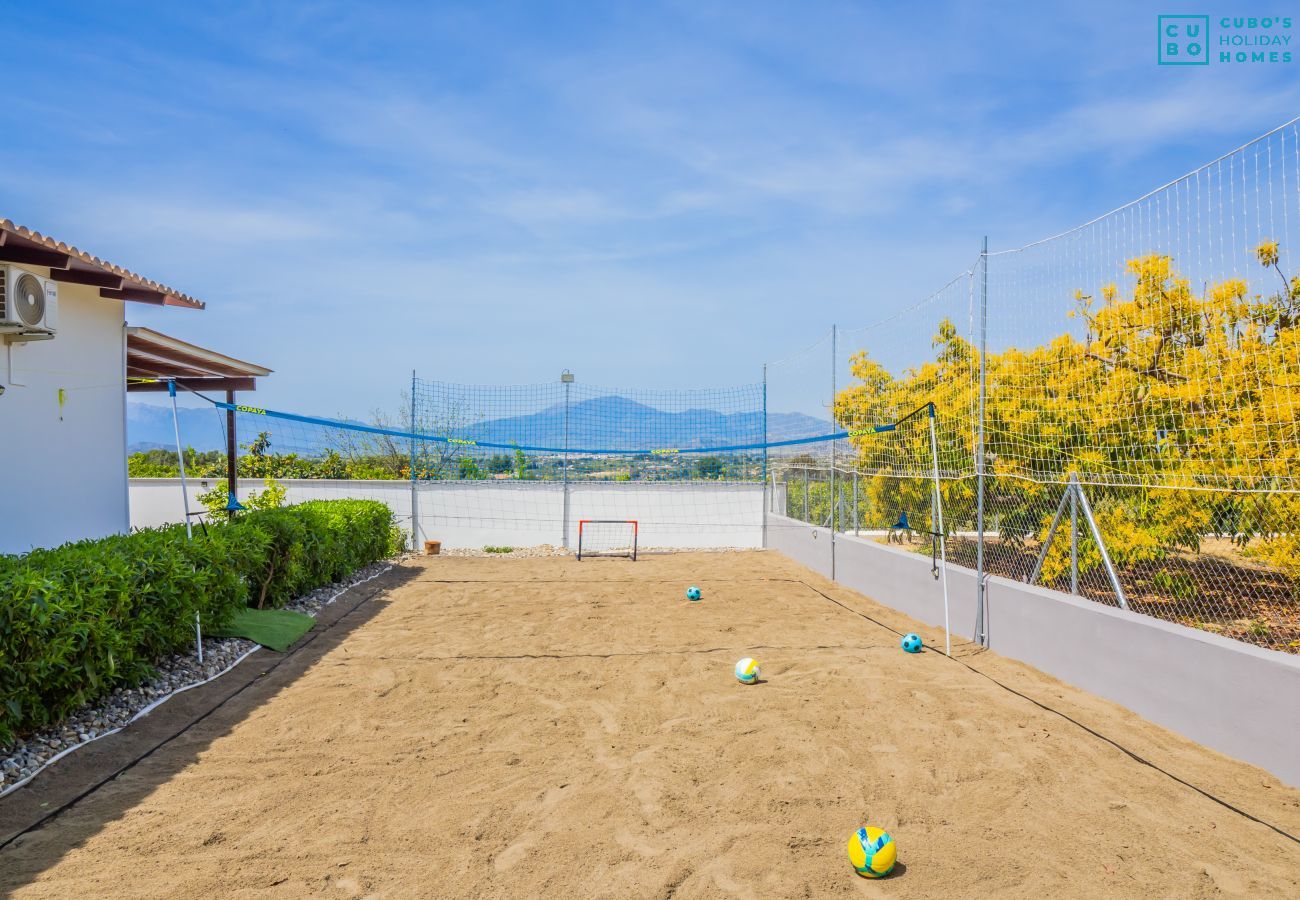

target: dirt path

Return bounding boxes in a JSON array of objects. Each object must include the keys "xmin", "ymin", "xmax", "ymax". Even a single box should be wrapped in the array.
[{"xmin": 2, "ymin": 551, "xmax": 1297, "ymax": 897}]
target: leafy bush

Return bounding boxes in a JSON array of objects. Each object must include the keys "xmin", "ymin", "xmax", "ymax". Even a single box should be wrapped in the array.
[
  {"xmin": 196, "ymin": 476, "xmax": 288, "ymax": 516},
  {"xmin": 0, "ymin": 499, "xmax": 403, "ymax": 747},
  {"xmin": 226, "ymin": 500, "xmax": 404, "ymax": 608}
]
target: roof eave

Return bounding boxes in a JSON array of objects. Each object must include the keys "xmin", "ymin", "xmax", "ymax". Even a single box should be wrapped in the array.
[{"xmin": 0, "ymin": 219, "xmax": 207, "ymax": 310}]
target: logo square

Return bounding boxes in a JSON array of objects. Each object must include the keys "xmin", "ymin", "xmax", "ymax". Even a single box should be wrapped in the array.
[{"xmin": 1159, "ymin": 15, "xmax": 1211, "ymax": 65}]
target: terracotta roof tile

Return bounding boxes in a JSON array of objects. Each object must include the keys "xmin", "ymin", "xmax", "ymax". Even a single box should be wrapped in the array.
[{"xmin": 0, "ymin": 218, "xmax": 206, "ymax": 309}]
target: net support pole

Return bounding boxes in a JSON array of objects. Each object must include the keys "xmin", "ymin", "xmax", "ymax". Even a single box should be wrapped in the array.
[
  {"xmin": 561, "ymin": 372, "xmax": 572, "ymax": 549},
  {"xmin": 168, "ymin": 379, "xmax": 201, "ymax": 665},
  {"xmin": 928, "ymin": 403, "xmax": 951, "ymax": 657},
  {"xmin": 168, "ymin": 380, "xmax": 193, "ymax": 543},
  {"xmin": 762, "ymin": 363, "xmax": 768, "ymax": 549},
  {"xmin": 830, "ymin": 324, "xmax": 837, "ymax": 580},
  {"xmin": 975, "ymin": 238, "xmax": 989, "ymax": 646},
  {"xmin": 409, "ymin": 370, "xmax": 419, "ymax": 551}
]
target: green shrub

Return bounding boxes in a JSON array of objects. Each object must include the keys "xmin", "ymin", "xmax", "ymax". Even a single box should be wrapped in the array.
[
  {"xmin": 196, "ymin": 476, "xmax": 288, "ymax": 516},
  {"xmin": 0, "ymin": 499, "xmax": 403, "ymax": 747}
]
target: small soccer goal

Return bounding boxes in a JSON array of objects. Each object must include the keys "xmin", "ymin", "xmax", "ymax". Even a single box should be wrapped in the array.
[{"xmin": 577, "ymin": 519, "xmax": 638, "ymax": 561}]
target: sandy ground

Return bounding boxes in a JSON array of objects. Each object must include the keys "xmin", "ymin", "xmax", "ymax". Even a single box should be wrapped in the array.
[{"xmin": 2, "ymin": 551, "xmax": 1299, "ymax": 898}]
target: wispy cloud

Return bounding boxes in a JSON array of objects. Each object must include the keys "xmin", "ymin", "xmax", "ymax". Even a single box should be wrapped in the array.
[{"xmin": 2, "ymin": 1, "xmax": 1297, "ymax": 414}]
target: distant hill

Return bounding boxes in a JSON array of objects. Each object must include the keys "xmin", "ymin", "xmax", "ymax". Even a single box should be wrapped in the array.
[
  {"xmin": 128, "ymin": 404, "xmax": 228, "ymax": 453},
  {"xmin": 128, "ymin": 396, "xmax": 832, "ymax": 455},
  {"xmin": 452, "ymin": 396, "xmax": 830, "ymax": 451}
]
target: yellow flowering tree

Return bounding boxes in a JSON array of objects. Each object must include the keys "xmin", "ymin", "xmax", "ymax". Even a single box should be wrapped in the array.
[{"xmin": 835, "ymin": 244, "xmax": 1300, "ymax": 636}]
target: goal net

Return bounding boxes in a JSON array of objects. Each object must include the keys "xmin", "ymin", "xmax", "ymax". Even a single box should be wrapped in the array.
[{"xmin": 577, "ymin": 519, "xmax": 638, "ymax": 560}]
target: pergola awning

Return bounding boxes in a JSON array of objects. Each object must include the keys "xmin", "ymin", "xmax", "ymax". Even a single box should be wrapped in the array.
[{"xmin": 126, "ymin": 327, "xmax": 271, "ymax": 393}]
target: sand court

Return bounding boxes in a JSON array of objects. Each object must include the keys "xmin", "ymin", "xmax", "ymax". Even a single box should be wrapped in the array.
[{"xmin": 2, "ymin": 550, "xmax": 1298, "ymax": 897}]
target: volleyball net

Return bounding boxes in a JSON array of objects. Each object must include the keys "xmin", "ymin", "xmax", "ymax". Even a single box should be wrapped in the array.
[{"xmin": 160, "ymin": 378, "xmax": 853, "ymax": 552}]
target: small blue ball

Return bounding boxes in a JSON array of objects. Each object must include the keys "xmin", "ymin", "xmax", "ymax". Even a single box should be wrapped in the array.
[
  {"xmin": 901, "ymin": 633, "xmax": 923, "ymax": 653},
  {"xmin": 686, "ymin": 586, "xmax": 702, "ymax": 601}
]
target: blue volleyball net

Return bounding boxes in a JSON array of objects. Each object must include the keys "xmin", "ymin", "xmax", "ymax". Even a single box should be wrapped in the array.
[
  {"xmin": 409, "ymin": 377, "xmax": 769, "ymax": 480},
  {"xmin": 170, "ymin": 376, "xmax": 858, "ymax": 551}
]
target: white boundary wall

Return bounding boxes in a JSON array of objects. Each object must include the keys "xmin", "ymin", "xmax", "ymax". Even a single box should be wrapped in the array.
[
  {"xmin": 765, "ymin": 512, "xmax": 1300, "ymax": 786},
  {"xmin": 129, "ymin": 479, "xmax": 764, "ymax": 549}
]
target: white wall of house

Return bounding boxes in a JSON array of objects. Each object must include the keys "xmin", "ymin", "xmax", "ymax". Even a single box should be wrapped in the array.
[{"xmin": 0, "ymin": 278, "xmax": 129, "ymax": 554}]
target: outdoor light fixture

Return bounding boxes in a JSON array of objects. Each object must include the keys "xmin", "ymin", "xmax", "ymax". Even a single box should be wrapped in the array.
[{"xmin": 560, "ymin": 370, "xmax": 574, "ymax": 383}]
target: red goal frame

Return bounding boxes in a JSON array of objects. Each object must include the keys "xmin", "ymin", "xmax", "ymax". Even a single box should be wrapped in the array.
[{"xmin": 576, "ymin": 519, "xmax": 639, "ymax": 561}]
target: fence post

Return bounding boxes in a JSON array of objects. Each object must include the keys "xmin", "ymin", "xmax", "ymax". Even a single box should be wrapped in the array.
[
  {"xmin": 561, "ymin": 370, "xmax": 574, "ymax": 548},
  {"xmin": 1072, "ymin": 475, "xmax": 1129, "ymax": 609},
  {"xmin": 409, "ymin": 370, "xmax": 419, "ymax": 551},
  {"xmin": 1070, "ymin": 486, "xmax": 1079, "ymax": 595},
  {"xmin": 803, "ymin": 467, "xmax": 809, "ymax": 521},
  {"xmin": 830, "ymin": 324, "xmax": 837, "ymax": 579},
  {"xmin": 975, "ymin": 239, "xmax": 989, "ymax": 645},
  {"xmin": 762, "ymin": 363, "xmax": 768, "ymax": 549},
  {"xmin": 853, "ymin": 469, "xmax": 859, "ymax": 535}
]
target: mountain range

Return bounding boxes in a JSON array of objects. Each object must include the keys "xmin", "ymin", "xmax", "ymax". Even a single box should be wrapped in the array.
[{"xmin": 450, "ymin": 396, "xmax": 829, "ymax": 450}]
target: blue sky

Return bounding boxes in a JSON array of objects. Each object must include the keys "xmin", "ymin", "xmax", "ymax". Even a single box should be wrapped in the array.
[{"xmin": 5, "ymin": 1, "xmax": 1299, "ymax": 417}]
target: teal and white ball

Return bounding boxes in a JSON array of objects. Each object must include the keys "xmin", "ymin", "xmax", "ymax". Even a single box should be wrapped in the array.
[{"xmin": 734, "ymin": 657, "xmax": 760, "ymax": 684}]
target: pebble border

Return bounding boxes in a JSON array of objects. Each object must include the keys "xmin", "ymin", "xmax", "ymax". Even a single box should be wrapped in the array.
[{"xmin": 0, "ymin": 559, "xmax": 400, "ymax": 798}]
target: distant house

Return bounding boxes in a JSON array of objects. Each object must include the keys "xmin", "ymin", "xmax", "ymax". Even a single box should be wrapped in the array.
[{"xmin": 0, "ymin": 219, "xmax": 268, "ymax": 554}]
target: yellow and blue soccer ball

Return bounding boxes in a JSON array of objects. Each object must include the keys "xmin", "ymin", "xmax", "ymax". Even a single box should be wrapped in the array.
[
  {"xmin": 686, "ymin": 586, "xmax": 702, "ymax": 601},
  {"xmin": 734, "ymin": 657, "xmax": 760, "ymax": 684},
  {"xmin": 901, "ymin": 633, "xmax": 923, "ymax": 653},
  {"xmin": 847, "ymin": 825, "xmax": 896, "ymax": 878}
]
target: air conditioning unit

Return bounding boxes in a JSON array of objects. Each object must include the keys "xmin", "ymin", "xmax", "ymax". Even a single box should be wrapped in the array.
[{"xmin": 0, "ymin": 265, "xmax": 58, "ymax": 341}]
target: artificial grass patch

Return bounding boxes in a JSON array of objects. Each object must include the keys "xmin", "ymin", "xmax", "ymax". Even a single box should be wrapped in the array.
[{"xmin": 211, "ymin": 608, "xmax": 315, "ymax": 652}]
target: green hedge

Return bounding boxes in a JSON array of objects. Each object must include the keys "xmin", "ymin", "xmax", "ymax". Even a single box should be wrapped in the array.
[{"xmin": 0, "ymin": 499, "xmax": 404, "ymax": 747}]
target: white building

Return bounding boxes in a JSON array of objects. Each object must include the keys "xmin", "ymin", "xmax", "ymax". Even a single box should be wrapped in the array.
[{"xmin": 0, "ymin": 219, "xmax": 267, "ymax": 555}]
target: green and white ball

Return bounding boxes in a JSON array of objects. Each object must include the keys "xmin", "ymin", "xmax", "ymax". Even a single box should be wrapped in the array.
[{"xmin": 734, "ymin": 657, "xmax": 760, "ymax": 684}]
